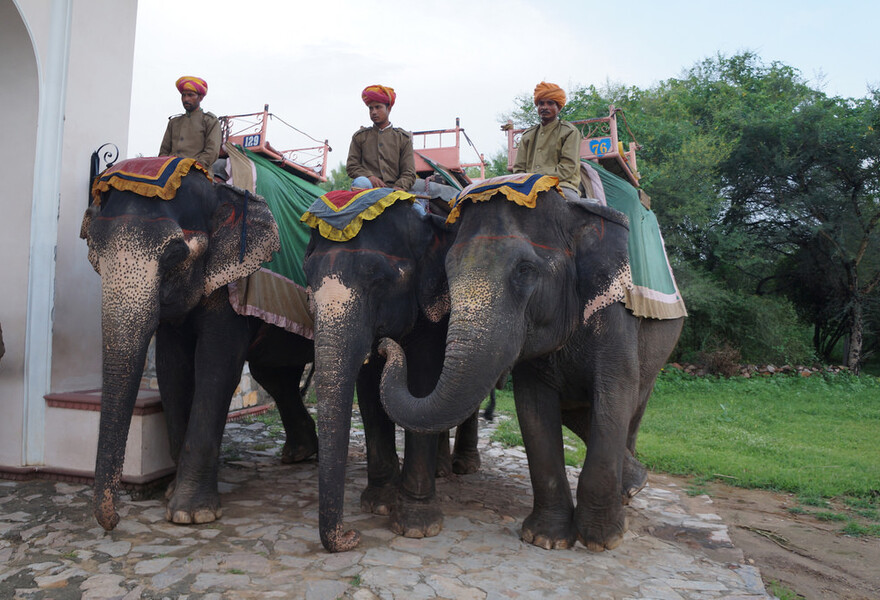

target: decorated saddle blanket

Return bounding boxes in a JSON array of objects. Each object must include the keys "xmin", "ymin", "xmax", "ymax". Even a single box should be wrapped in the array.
[
  {"xmin": 446, "ymin": 173, "xmax": 561, "ymax": 224},
  {"xmin": 585, "ymin": 162, "xmax": 686, "ymax": 320},
  {"xmin": 301, "ymin": 187, "xmax": 417, "ymax": 242},
  {"xmin": 224, "ymin": 145, "xmax": 325, "ymax": 339},
  {"xmin": 90, "ymin": 156, "xmax": 210, "ymax": 205}
]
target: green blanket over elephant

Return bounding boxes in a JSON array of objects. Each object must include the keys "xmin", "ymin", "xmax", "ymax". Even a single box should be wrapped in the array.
[
  {"xmin": 226, "ymin": 145, "xmax": 324, "ymax": 339},
  {"xmin": 584, "ymin": 162, "xmax": 687, "ymax": 320}
]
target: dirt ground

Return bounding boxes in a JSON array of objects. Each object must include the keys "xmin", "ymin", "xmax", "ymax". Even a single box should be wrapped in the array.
[{"xmin": 653, "ymin": 473, "xmax": 880, "ymax": 600}]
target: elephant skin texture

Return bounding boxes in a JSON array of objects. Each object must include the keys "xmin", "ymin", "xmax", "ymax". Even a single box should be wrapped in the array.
[
  {"xmin": 303, "ymin": 200, "xmax": 479, "ymax": 553},
  {"xmin": 379, "ymin": 190, "xmax": 683, "ymax": 552},
  {"xmin": 82, "ymin": 172, "xmax": 317, "ymax": 531}
]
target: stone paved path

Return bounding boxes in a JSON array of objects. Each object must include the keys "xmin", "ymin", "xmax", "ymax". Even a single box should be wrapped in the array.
[{"xmin": 0, "ymin": 410, "xmax": 771, "ymax": 599}]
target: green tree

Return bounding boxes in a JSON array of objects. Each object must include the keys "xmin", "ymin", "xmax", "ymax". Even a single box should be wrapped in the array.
[
  {"xmin": 320, "ymin": 162, "xmax": 351, "ymax": 192},
  {"xmin": 719, "ymin": 92, "xmax": 880, "ymax": 371}
]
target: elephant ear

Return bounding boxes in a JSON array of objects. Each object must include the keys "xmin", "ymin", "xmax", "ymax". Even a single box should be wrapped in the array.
[
  {"xmin": 204, "ymin": 186, "xmax": 280, "ymax": 296},
  {"xmin": 79, "ymin": 205, "xmax": 101, "ymax": 274},
  {"xmin": 569, "ymin": 199, "xmax": 633, "ymax": 324},
  {"xmin": 416, "ymin": 214, "xmax": 453, "ymax": 323}
]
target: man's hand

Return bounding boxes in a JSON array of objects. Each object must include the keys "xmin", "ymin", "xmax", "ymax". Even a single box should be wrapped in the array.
[{"xmin": 368, "ymin": 175, "xmax": 386, "ymax": 188}]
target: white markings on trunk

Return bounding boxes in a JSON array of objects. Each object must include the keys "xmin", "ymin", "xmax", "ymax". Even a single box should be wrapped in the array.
[{"xmin": 312, "ymin": 275, "xmax": 357, "ymax": 323}]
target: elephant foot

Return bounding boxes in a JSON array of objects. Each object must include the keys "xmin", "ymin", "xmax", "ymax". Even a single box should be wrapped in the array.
[
  {"xmin": 360, "ymin": 483, "xmax": 397, "ymax": 516},
  {"xmin": 435, "ymin": 453, "xmax": 454, "ymax": 478},
  {"xmin": 165, "ymin": 481, "xmax": 222, "ymax": 525},
  {"xmin": 281, "ymin": 436, "xmax": 318, "ymax": 464},
  {"xmin": 321, "ymin": 525, "xmax": 361, "ymax": 553},
  {"xmin": 164, "ymin": 478, "xmax": 176, "ymax": 500},
  {"xmin": 94, "ymin": 489, "xmax": 120, "ymax": 531},
  {"xmin": 390, "ymin": 497, "xmax": 443, "ymax": 538},
  {"xmin": 452, "ymin": 450, "xmax": 481, "ymax": 475},
  {"xmin": 521, "ymin": 509, "xmax": 577, "ymax": 550},
  {"xmin": 576, "ymin": 505, "xmax": 628, "ymax": 552},
  {"xmin": 622, "ymin": 453, "xmax": 648, "ymax": 505}
]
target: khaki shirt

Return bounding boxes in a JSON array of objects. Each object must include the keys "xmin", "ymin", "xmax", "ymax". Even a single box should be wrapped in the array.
[
  {"xmin": 346, "ymin": 124, "xmax": 416, "ymax": 190},
  {"xmin": 512, "ymin": 119, "xmax": 581, "ymax": 192},
  {"xmin": 159, "ymin": 108, "xmax": 221, "ymax": 170}
]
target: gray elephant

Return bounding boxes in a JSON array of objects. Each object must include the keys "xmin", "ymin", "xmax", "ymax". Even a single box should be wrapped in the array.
[
  {"xmin": 302, "ymin": 188, "xmax": 479, "ymax": 552},
  {"xmin": 379, "ymin": 183, "xmax": 683, "ymax": 551},
  {"xmin": 82, "ymin": 158, "xmax": 317, "ymax": 530}
]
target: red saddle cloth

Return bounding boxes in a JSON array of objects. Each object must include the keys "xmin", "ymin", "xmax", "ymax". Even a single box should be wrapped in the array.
[{"xmin": 91, "ymin": 156, "xmax": 210, "ymax": 205}]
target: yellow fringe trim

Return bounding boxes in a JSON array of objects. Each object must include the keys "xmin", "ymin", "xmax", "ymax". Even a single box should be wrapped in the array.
[
  {"xmin": 445, "ymin": 175, "xmax": 560, "ymax": 225},
  {"xmin": 301, "ymin": 190, "xmax": 415, "ymax": 242},
  {"xmin": 91, "ymin": 158, "xmax": 211, "ymax": 205}
]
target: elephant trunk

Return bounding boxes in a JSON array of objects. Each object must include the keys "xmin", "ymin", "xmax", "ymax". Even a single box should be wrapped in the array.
[
  {"xmin": 380, "ymin": 274, "xmax": 520, "ymax": 434},
  {"xmin": 93, "ymin": 256, "xmax": 160, "ymax": 531},
  {"xmin": 311, "ymin": 277, "xmax": 373, "ymax": 552}
]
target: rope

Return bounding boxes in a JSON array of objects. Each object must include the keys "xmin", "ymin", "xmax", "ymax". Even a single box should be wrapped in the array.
[
  {"xmin": 269, "ymin": 114, "xmax": 326, "ymax": 146},
  {"xmin": 615, "ymin": 108, "xmax": 640, "ymax": 148}
]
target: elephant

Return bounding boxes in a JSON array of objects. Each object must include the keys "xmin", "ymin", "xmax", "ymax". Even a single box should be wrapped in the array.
[
  {"xmin": 303, "ymin": 193, "xmax": 479, "ymax": 553},
  {"xmin": 379, "ymin": 186, "xmax": 684, "ymax": 552},
  {"xmin": 81, "ymin": 165, "xmax": 318, "ymax": 531}
]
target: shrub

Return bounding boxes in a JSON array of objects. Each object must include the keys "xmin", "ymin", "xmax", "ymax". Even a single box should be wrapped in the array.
[
  {"xmin": 700, "ymin": 343, "xmax": 741, "ymax": 377},
  {"xmin": 675, "ymin": 268, "xmax": 815, "ymax": 365}
]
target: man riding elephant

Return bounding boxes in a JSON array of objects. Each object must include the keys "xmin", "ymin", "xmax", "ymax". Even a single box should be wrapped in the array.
[
  {"xmin": 346, "ymin": 84, "xmax": 416, "ymax": 191},
  {"xmin": 159, "ymin": 75, "xmax": 221, "ymax": 171},
  {"xmin": 512, "ymin": 81, "xmax": 582, "ymax": 202}
]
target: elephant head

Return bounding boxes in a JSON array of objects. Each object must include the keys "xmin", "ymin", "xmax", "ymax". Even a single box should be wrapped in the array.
[
  {"xmin": 303, "ymin": 199, "xmax": 453, "ymax": 552},
  {"xmin": 378, "ymin": 189, "xmax": 631, "ymax": 433},
  {"xmin": 81, "ymin": 170, "xmax": 278, "ymax": 530}
]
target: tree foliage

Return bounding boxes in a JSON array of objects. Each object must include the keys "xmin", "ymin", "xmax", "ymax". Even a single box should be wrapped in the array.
[
  {"xmin": 548, "ymin": 52, "xmax": 879, "ymax": 370},
  {"xmin": 320, "ymin": 162, "xmax": 352, "ymax": 192}
]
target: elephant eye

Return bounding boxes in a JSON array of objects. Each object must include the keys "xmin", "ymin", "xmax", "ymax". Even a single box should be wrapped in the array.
[
  {"xmin": 160, "ymin": 239, "xmax": 189, "ymax": 271},
  {"xmin": 512, "ymin": 260, "xmax": 539, "ymax": 291},
  {"xmin": 516, "ymin": 260, "xmax": 538, "ymax": 277}
]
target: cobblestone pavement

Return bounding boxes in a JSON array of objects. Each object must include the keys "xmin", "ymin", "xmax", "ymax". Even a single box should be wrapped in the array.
[{"xmin": 0, "ymin": 411, "xmax": 771, "ymax": 599}]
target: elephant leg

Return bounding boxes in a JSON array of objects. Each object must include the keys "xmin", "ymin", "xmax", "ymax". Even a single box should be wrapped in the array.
[
  {"xmin": 561, "ymin": 409, "xmax": 646, "ymax": 505},
  {"xmin": 574, "ymin": 411, "xmax": 630, "ymax": 551},
  {"xmin": 435, "ymin": 431, "xmax": 453, "ymax": 478},
  {"xmin": 513, "ymin": 363, "xmax": 576, "ymax": 550},
  {"xmin": 391, "ymin": 431, "xmax": 443, "ymax": 538},
  {"xmin": 621, "ymin": 317, "xmax": 683, "ymax": 503},
  {"xmin": 451, "ymin": 410, "xmax": 481, "ymax": 474},
  {"xmin": 357, "ymin": 358, "xmax": 400, "ymax": 516},
  {"xmin": 573, "ymin": 363, "xmax": 636, "ymax": 551},
  {"xmin": 248, "ymin": 362, "xmax": 318, "ymax": 463},
  {"xmin": 166, "ymin": 291, "xmax": 251, "ymax": 525},
  {"xmin": 155, "ymin": 324, "xmax": 196, "ymax": 465}
]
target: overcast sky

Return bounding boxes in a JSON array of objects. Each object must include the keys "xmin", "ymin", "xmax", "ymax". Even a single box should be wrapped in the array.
[{"xmin": 128, "ymin": 0, "xmax": 879, "ymax": 176}]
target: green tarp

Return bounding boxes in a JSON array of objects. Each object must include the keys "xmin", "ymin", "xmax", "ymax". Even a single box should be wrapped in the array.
[
  {"xmin": 245, "ymin": 149, "xmax": 326, "ymax": 287},
  {"xmin": 587, "ymin": 162, "xmax": 687, "ymax": 319}
]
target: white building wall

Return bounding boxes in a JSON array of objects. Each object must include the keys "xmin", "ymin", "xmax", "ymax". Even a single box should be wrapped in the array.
[
  {"xmin": 0, "ymin": 0, "xmax": 39, "ymax": 466},
  {"xmin": 0, "ymin": 0, "xmax": 137, "ymax": 469},
  {"xmin": 53, "ymin": 0, "xmax": 138, "ymax": 391}
]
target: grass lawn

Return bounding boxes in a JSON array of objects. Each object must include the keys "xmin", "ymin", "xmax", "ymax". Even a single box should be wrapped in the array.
[{"xmin": 489, "ymin": 369, "xmax": 880, "ymax": 502}]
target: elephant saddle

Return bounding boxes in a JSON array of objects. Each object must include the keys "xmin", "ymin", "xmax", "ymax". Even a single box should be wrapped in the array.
[
  {"xmin": 446, "ymin": 173, "xmax": 561, "ymax": 225},
  {"xmin": 301, "ymin": 188, "xmax": 417, "ymax": 242},
  {"xmin": 90, "ymin": 156, "xmax": 211, "ymax": 205}
]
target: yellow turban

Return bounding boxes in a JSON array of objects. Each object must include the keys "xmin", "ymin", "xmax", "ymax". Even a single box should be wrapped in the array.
[
  {"xmin": 533, "ymin": 82, "xmax": 566, "ymax": 108},
  {"xmin": 176, "ymin": 76, "xmax": 208, "ymax": 96},
  {"xmin": 362, "ymin": 84, "xmax": 396, "ymax": 107}
]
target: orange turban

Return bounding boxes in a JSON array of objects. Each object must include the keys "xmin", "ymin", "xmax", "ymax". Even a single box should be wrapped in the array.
[
  {"xmin": 533, "ymin": 82, "xmax": 566, "ymax": 108},
  {"xmin": 176, "ymin": 76, "xmax": 208, "ymax": 96},
  {"xmin": 362, "ymin": 84, "xmax": 396, "ymax": 107}
]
